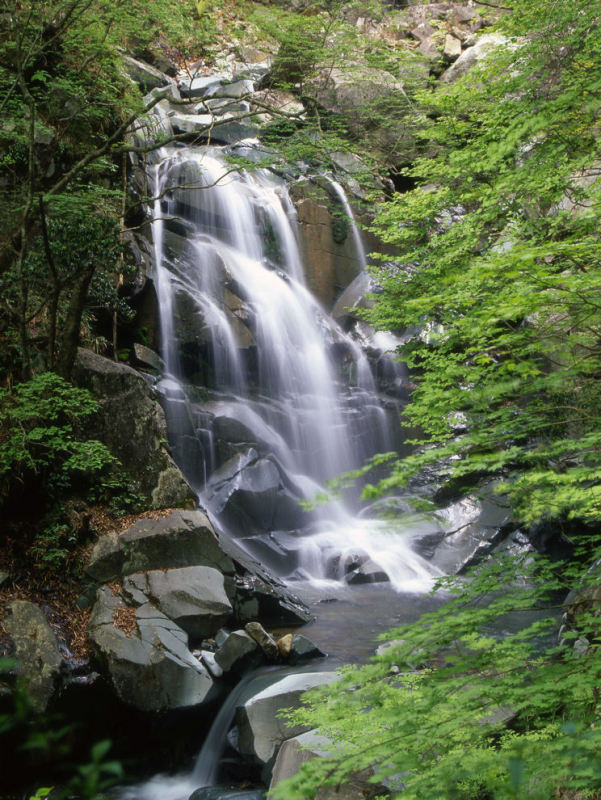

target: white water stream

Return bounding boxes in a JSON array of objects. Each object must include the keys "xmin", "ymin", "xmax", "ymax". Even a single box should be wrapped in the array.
[{"xmin": 149, "ymin": 144, "xmax": 438, "ymax": 593}]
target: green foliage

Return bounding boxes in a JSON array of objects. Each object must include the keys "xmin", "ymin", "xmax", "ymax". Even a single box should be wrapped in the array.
[
  {"xmin": 274, "ymin": 549, "xmax": 601, "ymax": 800},
  {"xmin": 249, "ymin": 0, "xmax": 425, "ymax": 167},
  {"xmin": 0, "ymin": 372, "xmax": 114, "ymax": 504},
  {"xmin": 359, "ymin": 0, "xmax": 601, "ymax": 525}
]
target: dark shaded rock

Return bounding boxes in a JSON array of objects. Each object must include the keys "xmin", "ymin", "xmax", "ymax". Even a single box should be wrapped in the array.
[
  {"xmin": 3, "ymin": 601, "xmax": 63, "ymax": 712},
  {"xmin": 189, "ymin": 788, "xmax": 266, "ymax": 800},
  {"xmin": 287, "ymin": 634, "xmax": 325, "ymax": 665},
  {"xmin": 214, "ymin": 630, "xmax": 264, "ymax": 675},
  {"xmin": 244, "ymin": 622, "xmax": 279, "ymax": 661},
  {"xmin": 232, "ymin": 576, "xmax": 313, "ymax": 627},
  {"xmin": 412, "ymin": 530, "xmax": 446, "ymax": 560},
  {"xmin": 86, "ymin": 531, "xmax": 124, "ymax": 583},
  {"xmin": 0, "ymin": 571, "xmax": 9, "ymax": 588},
  {"xmin": 73, "ymin": 349, "xmax": 195, "ymax": 509}
]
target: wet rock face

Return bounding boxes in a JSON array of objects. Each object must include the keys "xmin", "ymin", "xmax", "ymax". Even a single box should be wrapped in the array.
[
  {"xmin": 288, "ymin": 180, "xmax": 363, "ymax": 308},
  {"xmin": 72, "ymin": 349, "xmax": 195, "ymax": 509}
]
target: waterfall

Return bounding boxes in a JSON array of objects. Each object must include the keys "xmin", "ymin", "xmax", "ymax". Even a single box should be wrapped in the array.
[{"xmin": 146, "ymin": 133, "xmax": 437, "ymax": 592}]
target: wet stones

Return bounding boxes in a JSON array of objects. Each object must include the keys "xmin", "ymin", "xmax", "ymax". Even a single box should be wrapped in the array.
[
  {"xmin": 85, "ymin": 509, "xmax": 317, "ymax": 712},
  {"xmin": 214, "ymin": 630, "xmax": 264, "ymax": 675}
]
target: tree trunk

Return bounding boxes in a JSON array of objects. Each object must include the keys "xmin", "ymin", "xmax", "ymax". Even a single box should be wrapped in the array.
[{"xmin": 55, "ymin": 263, "xmax": 96, "ymax": 380}]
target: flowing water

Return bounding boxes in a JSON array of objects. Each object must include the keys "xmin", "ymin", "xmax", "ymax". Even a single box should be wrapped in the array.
[{"xmin": 149, "ymin": 144, "xmax": 438, "ymax": 593}]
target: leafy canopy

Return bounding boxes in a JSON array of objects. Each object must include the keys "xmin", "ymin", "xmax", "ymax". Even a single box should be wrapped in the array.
[{"xmin": 359, "ymin": 0, "xmax": 601, "ymax": 525}]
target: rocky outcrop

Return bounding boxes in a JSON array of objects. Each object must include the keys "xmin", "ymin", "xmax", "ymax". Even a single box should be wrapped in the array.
[
  {"xmin": 3, "ymin": 601, "xmax": 63, "ymax": 712},
  {"xmin": 305, "ymin": 63, "xmax": 427, "ymax": 159},
  {"xmin": 86, "ymin": 509, "xmax": 234, "ymax": 583},
  {"xmin": 289, "ymin": 180, "xmax": 365, "ymax": 308},
  {"xmin": 85, "ymin": 509, "xmax": 315, "ymax": 712},
  {"xmin": 440, "ymin": 33, "xmax": 507, "ymax": 83},
  {"xmin": 72, "ymin": 349, "xmax": 195, "ymax": 509},
  {"xmin": 88, "ymin": 586, "xmax": 217, "ymax": 712}
]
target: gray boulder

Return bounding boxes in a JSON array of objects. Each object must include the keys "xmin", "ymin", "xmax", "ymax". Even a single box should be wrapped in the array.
[
  {"xmin": 123, "ymin": 55, "xmax": 174, "ymax": 92},
  {"xmin": 345, "ymin": 559, "xmax": 389, "ymax": 585},
  {"xmin": 179, "ymin": 74, "xmax": 228, "ymax": 98},
  {"xmin": 88, "ymin": 586, "xmax": 216, "ymax": 712},
  {"xmin": 270, "ymin": 730, "xmax": 389, "ymax": 800},
  {"xmin": 4, "ymin": 601, "xmax": 63, "ymax": 712},
  {"xmin": 440, "ymin": 34, "xmax": 507, "ymax": 84},
  {"xmin": 214, "ymin": 79, "xmax": 254, "ymax": 99},
  {"xmin": 214, "ymin": 630, "xmax": 264, "ymax": 675},
  {"xmin": 86, "ymin": 509, "xmax": 235, "ymax": 582},
  {"xmin": 72, "ymin": 349, "xmax": 195, "ymax": 509},
  {"xmin": 122, "ymin": 566, "xmax": 233, "ymax": 639},
  {"xmin": 133, "ymin": 343, "xmax": 164, "ymax": 372},
  {"xmin": 236, "ymin": 672, "xmax": 339, "ymax": 764}
]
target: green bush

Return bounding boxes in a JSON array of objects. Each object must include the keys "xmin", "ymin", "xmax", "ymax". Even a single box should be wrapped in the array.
[{"xmin": 0, "ymin": 372, "xmax": 114, "ymax": 505}]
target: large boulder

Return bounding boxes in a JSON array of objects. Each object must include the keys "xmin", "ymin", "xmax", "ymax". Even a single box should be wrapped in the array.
[
  {"xmin": 270, "ymin": 730, "xmax": 389, "ymax": 800},
  {"xmin": 303, "ymin": 62, "xmax": 427, "ymax": 160},
  {"xmin": 3, "ymin": 601, "xmax": 63, "ymax": 712},
  {"xmin": 88, "ymin": 586, "xmax": 217, "ymax": 712},
  {"xmin": 122, "ymin": 566, "xmax": 233, "ymax": 640},
  {"xmin": 236, "ymin": 672, "xmax": 339, "ymax": 764},
  {"xmin": 72, "ymin": 349, "xmax": 195, "ymax": 509},
  {"xmin": 440, "ymin": 34, "xmax": 507, "ymax": 84},
  {"xmin": 86, "ymin": 509, "xmax": 235, "ymax": 582}
]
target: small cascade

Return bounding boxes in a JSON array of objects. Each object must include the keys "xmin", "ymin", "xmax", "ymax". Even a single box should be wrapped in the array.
[{"xmin": 329, "ymin": 179, "xmax": 368, "ymax": 270}]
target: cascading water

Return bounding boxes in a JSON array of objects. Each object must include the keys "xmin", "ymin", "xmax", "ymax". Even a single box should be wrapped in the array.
[{"xmin": 148, "ymin": 139, "xmax": 437, "ymax": 593}]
